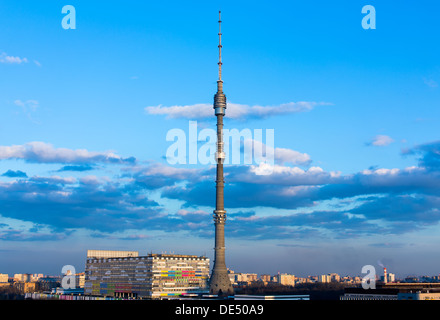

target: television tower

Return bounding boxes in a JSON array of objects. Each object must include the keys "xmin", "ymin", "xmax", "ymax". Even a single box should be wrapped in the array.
[{"xmin": 209, "ymin": 10, "xmax": 234, "ymax": 297}]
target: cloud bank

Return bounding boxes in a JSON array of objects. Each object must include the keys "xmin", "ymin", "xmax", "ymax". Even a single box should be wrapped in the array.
[
  {"xmin": 145, "ymin": 101, "xmax": 331, "ymax": 120},
  {"xmin": 1, "ymin": 140, "xmax": 440, "ymax": 242},
  {"xmin": 0, "ymin": 142, "xmax": 136, "ymax": 165}
]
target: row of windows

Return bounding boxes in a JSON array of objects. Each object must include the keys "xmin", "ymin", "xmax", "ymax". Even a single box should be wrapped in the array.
[{"xmin": 87, "ymin": 257, "xmax": 208, "ymax": 263}]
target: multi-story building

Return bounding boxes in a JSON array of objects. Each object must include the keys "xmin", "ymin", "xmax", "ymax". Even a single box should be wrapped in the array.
[
  {"xmin": 30, "ymin": 274, "xmax": 44, "ymax": 282},
  {"xmin": 234, "ymin": 273, "xmax": 258, "ymax": 284},
  {"xmin": 329, "ymin": 273, "xmax": 340, "ymax": 282},
  {"xmin": 228, "ymin": 269, "xmax": 235, "ymax": 284},
  {"xmin": 0, "ymin": 274, "xmax": 8, "ymax": 283},
  {"xmin": 0, "ymin": 274, "xmax": 9, "ymax": 288},
  {"xmin": 387, "ymin": 272, "xmax": 396, "ymax": 283},
  {"xmin": 318, "ymin": 274, "xmax": 330, "ymax": 283},
  {"xmin": 37, "ymin": 277, "xmax": 60, "ymax": 292},
  {"xmin": 14, "ymin": 281, "xmax": 37, "ymax": 293},
  {"xmin": 13, "ymin": 274, "xmax": 31, "ymax": 282},
  {"xmin": 76, "ymin": 272, "xmax": 85, "ymax": 288},
  {"xmin": 13, "ymin": 273, "xmax": 44, "ymax": 283},
  {"xmin": 84, "ymin": 250, "xmax": 209, "ymax": 299},
  {"xmin": 260, "ymin": 274, "xmax": 271, "ymax": 283},
  {"xmin": 277, "ymin": 273, "xmax": 295, "ymax": 286},
  {"xmin": 295, "ymin": 277, "xmax": 313, "ymax": 284}
]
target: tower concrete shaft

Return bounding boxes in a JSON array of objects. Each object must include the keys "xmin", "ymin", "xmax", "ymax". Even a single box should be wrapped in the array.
[{"xmin": 209, "ymin": 11, "xmax": 233, "ymax": 297}]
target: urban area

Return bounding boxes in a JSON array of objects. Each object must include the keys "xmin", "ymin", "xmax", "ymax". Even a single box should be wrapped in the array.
[{"xmin": 2, "ymin": 249, "xmax": 440, "ymax": 301}]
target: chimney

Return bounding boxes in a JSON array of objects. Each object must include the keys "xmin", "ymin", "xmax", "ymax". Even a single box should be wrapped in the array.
[{"xmin": 383, "ymin": 267, "xmax": 387, "ymax": 284}]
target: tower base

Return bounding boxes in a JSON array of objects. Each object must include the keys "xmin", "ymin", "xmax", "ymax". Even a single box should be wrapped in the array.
[{"xmin": 209, "ymin": 270, "xmax": 234, "ymax": 297}]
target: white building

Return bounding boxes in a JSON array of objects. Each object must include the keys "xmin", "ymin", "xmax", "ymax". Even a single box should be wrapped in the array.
[
  {"xmin": 31, "ymin": 274, "xmax": 44, "ymax": 282},
  {"xmin": 318, "ymin": 274, "xmax": 330, "ymax": 283},
  {"xmin": 234, "ymin": 273, "xmax": 258, "ymax": 283},
  {"xmin": 329, "ymin": 273, "xmax": 340, "ymax": 282},
  {"xmin": 14, "ymin": 274, "xmax": 31, "ymax": 282},
  {"xmin": 0, "ymin": 274, "xmax": 8, "ymax": 283},
  {"xmin": 387, "ymin": 272, "xmax": 396, "ymax": 283},
  {"xmin": 277, "ymin": 273, "xmax": 295, "ymax": 286}
]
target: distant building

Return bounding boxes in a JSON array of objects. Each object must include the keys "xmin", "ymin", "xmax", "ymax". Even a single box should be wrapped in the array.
[
  {"xmin": 387, "ymin": 272, "xmax": 396, "ymax": 283},
  {"xmin": 76, "ymin": 272, "xmax": 85, "ymax": 288},
  {"xmin": 277, "ymin": 273, "xmax": 295, "ymax": 286},
  {"xmin": 0, "ymin": 274, "xmax": 10, "ymax": 289},
  {"xmin": 14, "ymin": 281, "xmax": 37, "ymax": 293},
  {"xmin": 318, "ymin": 274, "xmax": 330, "ymax": 283},
  {"xmin": 260, "ymin": 274, "xmax": 271, "ymax": 283},
  {"xmin": 295, "ymin": 277, "xmax": 312, "ymax": 284},
  {"xmin": 329, "ymin": 273, "xmax": 340, "ymax": 282},
  {"xmin": 13, "ymin": 274, "xmax": 31, "ymax": 282},
  {"xmin": 84, "ymin": 250, "xmax": 210, "ymax": 299},
  {"xmin": 31, "ymin": 274, "xmax": 44, "ymax": 282},
  {"xmin": 37, "ymin": 277, "xmax": 60, "ymax": 292},
  {"xmin": 12, "ymin": 273, "xmax": 43, "ymax": 283},
  {"xmin": 234, "ymin": 273, "xmax": 258, "ymax": 284},
  {"xmin": 228, "ymin": 269, "xmax": 235, "ymax": 284},
  {"xmin": 0, "ymin": 274, "xmax": 8, "ymax": 283}
]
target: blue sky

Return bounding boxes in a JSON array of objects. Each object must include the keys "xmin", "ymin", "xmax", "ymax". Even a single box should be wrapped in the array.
[{"xmin": 1, "ymin": 0, "xmax": 440, "ymax": 279}]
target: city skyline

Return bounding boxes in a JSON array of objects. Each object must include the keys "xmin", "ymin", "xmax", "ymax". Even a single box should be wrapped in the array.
[
  {"xmin": 1, "ymin": 0, "xmax": 440, "ymax": 279},
  {"xmin": 3, "ymin": 254, "xmax": 435, "ymax": 284}
]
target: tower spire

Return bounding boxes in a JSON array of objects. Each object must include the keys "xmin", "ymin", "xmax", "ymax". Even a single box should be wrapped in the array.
[{"xmin": 218, "ymin": 11, "xmax": 223, "ymax": 84}]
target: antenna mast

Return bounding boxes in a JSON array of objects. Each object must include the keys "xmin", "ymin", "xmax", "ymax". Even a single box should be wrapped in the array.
[{"xmin": 218, "ymin": 11, "xmax": 222, "ymax": 84}]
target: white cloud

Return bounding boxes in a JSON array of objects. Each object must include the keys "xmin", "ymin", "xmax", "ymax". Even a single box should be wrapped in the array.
[
  {"xmin": 244, "ymin": 139, "xmax": 312, "ymax": 166},
  {"xmin": 361, "ymin": 168, "xmax": 400, "ymax": 175},
  {"xmin": 79, "ymin": 175, "xmax": 102, "ymax": 185},
  {"xmin": 280, "ymin": 185, "xmax": 319, "ymax": 196},
  {"xmin": 0, "ymin": 52, "xmax": 28, "ymax": 64},
  {"xmin": 30, "ymin": 175, "xmax": 77, "ymax": 185},
  {"xmin": 246, "ymin": 162, "xmax": 336, "ymax": 185},
  {"xmin": 139, "ymin": 162, "xmax": 202, "ymax": 179},
  {"xmin": 177, "ymin": 209, "xmax": 209, "ymax": 216},
  {"xmin": 0, "ymin": 141, "xmax": 135, "ymax": 164},
  {"xmin": 145, "ymin": 101, "xmax": 331, "ymax": 120},
  {"xmin": 145, "ymin": 103, "xmax": 212, "ymax": 119},
  {"xmin": 274, "ymin": 146, "xmax": 312, "ymax": 166},
  {"xmin": 369, "ymin": 135, "xmax": 394, "ymax": 147}
]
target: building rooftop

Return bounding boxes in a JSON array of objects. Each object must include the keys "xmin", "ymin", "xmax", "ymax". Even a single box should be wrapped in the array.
[{"xmin": 86, "ymin": 250, "xmax": 208, "ymax": 260}]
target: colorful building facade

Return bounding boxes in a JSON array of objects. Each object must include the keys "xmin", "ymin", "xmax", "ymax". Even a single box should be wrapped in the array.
[{"xmin": 84, "ymin": 250, "xmax": 209, "ymax": 299}]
